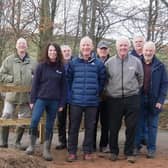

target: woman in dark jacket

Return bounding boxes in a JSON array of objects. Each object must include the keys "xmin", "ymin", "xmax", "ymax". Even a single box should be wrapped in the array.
[{"xmin": 26, "ymin": 43, "xmax": 66, "ymax": 161}]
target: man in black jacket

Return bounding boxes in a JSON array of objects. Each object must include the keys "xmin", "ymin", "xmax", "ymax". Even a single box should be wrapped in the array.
[{"xmin": 93, "ymin": 40, "xmax": 110, "ymax": 153}]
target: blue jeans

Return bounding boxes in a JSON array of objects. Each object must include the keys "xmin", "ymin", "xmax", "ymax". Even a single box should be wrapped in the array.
[
  {"xmin": 134, "ymin": 96, "xmax": 148, "ymax": 149},
  {"xmin": 30, "ymin": 99, "xmax": 58, "ymax": 140},
  {"xmin": 135, "ymin": 95, "xmax": 159, "ymax": 152}
]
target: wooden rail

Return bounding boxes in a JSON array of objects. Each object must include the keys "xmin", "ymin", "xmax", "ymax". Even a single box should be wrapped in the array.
[
  {"xmin": 0, "ymin": 85, "xmax": 31, "ymax": 92},
  {"xmin": 0, "ymin": 85, "xmax": 45, "ymax": 143}
]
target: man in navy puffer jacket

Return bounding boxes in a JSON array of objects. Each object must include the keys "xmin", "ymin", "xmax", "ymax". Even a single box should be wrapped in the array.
[{"xmin": 67, "ymin": 36, "xmax": 106, "ymax": 162}]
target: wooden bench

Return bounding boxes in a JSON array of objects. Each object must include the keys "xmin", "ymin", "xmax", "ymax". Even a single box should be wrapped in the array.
[{"xmin": 0, "ymin": 85, "xmax": 45, "ymax": 143}]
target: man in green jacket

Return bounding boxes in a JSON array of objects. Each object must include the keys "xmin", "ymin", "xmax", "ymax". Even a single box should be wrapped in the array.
[{"xmin": 0, "ymin": 37, "xmax": 36, "ymax": 149}]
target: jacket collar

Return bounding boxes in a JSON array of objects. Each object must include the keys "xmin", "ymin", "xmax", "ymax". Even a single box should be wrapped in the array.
[
  {"xmin": 116, "ymin": 54, "xmax": 129, "ymax": 61},
  {"xmin": 14, "ymin": 53, "xmax": 30, "ymax": 64},
  {"xmin": 142, "ymin": 55, "xmax": 162, "ymax": 69},
  {"xmin": 78, "ymin": 51, "xmax": 96, "ymax": 63}
]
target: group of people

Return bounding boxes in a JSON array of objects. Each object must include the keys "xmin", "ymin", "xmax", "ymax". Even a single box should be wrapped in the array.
[{"xmin": 0, "ymin": 35, "xmax": 167, "ymax": 163}]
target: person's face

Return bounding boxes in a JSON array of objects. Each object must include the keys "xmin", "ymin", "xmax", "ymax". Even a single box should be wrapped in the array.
[
  {"xmin": 16, "ymin": 40, "xmax": 27, "ymax": 56},
  {"xmin": 62, "ymin": 47, "xmax": 72, "ymax": 61},
  {"xmin": 116, "ymin": 40, "xmax": 129, "ymax": 59},
  {"xmin": 133, "ymin": 37, "xmax": 144, "ymax": 51},
  {"xmin": 80, "ymin": 39, "xmax": 93, "ymax": 60},
  {"xmin": 97, "ymin": 47, "xmax": 109, "ymax": 59},
  {"xmin": 48, "ymin": 45, "xmax": 57, "ymax": 62},
  {"xmin": 143, "ymin": 45, "xmax": 155, "ymax": 62}
]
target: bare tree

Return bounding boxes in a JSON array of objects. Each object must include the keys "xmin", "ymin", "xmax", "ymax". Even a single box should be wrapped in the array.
[
  {"xmin": 147, "ymin": 0, "xmax": 158, "ymax": 41},
  {"xmin": 38, "ymin": 0, "xmax": 59, "ymax": 59},
  {"xmin": 161, "ymin": 0, "xmax": 168, "ymax": 7},
  {"xmin": 81, "ymin": 0, "xmax": 87, "ymax": 36}
]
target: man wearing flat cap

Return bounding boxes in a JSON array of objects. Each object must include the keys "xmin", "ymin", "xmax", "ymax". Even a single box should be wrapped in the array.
[{"xmin": 93, "ymin": 40, "xmax": 110, "ymax": 153}]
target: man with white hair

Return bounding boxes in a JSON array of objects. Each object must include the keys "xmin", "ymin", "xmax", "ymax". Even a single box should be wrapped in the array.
[
  {"xmin": 67, "ymin": 36, "xmax": 106, "ymax": 162},
  {"xmin": 131, "ymin": 36, "xmax": 145, "ymax": 59},
  {"xmin": 105, "ymin": 37, "xmax": 144, "ymax": 163},
  {"xmin": 56, "ymin": 45, "xmax": 72, "ymax": 150},
  {"xmin": 131, "ymin": 36, "xmax": 148, "ymax": 150},
  {"xmin": 134, "ymin": 41, "xmax": 168, "ymax": 158},
  {"xmin": 0, "ymin": 37, "xmax": 36, "ymax": 149}
]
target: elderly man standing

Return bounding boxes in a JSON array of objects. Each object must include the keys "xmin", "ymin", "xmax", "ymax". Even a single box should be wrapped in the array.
[
  {"xmin": 67, "ymin": 36, "xmax": 106, "ymax": 162},
  {"xmin": 93, "ymin": 40, "xmax": 110, "ymax": 153},
  {"xmin": 130, "ymin": 36, "xmax": 148, "ymax": 149},
  {"xmin": 56, "ymin": 45, "xmax": 72, "ymax": 150},
  {"xmin": 134, "ymin": 41, "xmax": 168, "ymax": 158},
  {"xmin": 0, "ymin": 38, "xmax": 36, "ymax": 149},
  {"xmin": 105, "ymin": 37, "xmax": 143, "ymax": 163},
  {"xmin": 130, "ymin": 36, "xmax": 145, "ymax": 59}
]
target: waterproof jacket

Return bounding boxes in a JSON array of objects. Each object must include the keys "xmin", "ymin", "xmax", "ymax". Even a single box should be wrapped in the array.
[
  {"xmin": 0, "ymin": 54, "xmax": 36, "ymax": 104},
  {"xmin": 141, "ymin": 56, "xmax": 168, "ymax": 113},
  {"xmin": 67, "ymin": 54, "xmax": 106, "ymax": 107},
  {"xmin": 30, "ymin": 62, "xmax": 67, "ymax": 107},
  {"xmin": 105, "ymin": 54, "xmax": 144, "ymax": 98}
]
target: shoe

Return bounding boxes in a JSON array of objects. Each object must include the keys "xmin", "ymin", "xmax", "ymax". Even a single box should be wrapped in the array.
[
  {"xmin": 66, "ymin": 154, "xmax": 77, "ymax": 162},
  {"xmin": 133, "ymin": 148, "xmax": 140, "ymax": 156},
  {"xmin": 110, "ymin": 153, "xmax": 118, "ymax": 161},
  {"xmin": 55, "ymin": 143, "xmax": 66, "ymax": 150},
  {"xmin": 92, "ymin": 147, "xmax": 96, "ymax": 152},
  {"xmin": 83, "ymin": 154, "xmax": 93, "ymax": 161},
  {"xmin": 100, "ymin": 146, "xmax": 110, "ymax": 153},
  {"xmin": 141, "ymin": 139, "xmax": 147, "ymax": 146},
  {"xmin": 0, "ymin": 144, "xmax": 8, "ymax": 148},
  {"xmin": 147, "ymin": 151, "xmax": 155, "ymax": 159},
  {"xmin": 127, "ymin": 156, "xmax": 136, "ymax": 163},
  {"xmin": 15, "ymin": 142, "xmax": 27, "ymax": 150}
]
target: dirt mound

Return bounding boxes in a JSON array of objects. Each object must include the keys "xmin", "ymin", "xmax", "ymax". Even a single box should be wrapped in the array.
[{"xmin": 0, "ymin": 148, "xmax": 47, "ymax": 168}]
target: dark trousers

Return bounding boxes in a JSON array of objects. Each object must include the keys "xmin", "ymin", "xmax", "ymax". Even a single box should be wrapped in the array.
[
  {"xmin": 57, "ymin": 104, "xmax": 70, "ymax": 145},
  {"xmin": 107, "ymin": 95, "xmax": 139, "ymax": 156},
  {"xmin": 68, "ymin": 105, "xmax": 97, "ymax": 154},
  {"xmin": 94, "ymin": 100, "xmax": 109, "ymax": 149}
]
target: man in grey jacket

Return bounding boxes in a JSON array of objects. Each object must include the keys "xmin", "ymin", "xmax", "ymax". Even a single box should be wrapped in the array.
[
  {"xmin": 0, "ymin": 38, "xmax": 36, "ymax": 149},
  {"xmin": 105, "ymin": 37, "xmax": 143, "ymax": 163}
]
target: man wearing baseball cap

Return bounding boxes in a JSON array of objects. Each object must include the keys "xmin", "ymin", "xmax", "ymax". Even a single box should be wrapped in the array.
[{"xmin": 93, "ymin": 40, "xmax": 110, "ymax": 153}]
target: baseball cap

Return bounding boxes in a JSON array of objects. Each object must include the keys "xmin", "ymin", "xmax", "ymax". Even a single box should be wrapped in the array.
[{"xmin": 97, "ymin": 40, "xmax": 109, "ymax": 49}]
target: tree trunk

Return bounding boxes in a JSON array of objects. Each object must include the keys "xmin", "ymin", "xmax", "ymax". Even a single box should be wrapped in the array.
[
  {"xmin": 81, "ymin": 0, "xmax": 87, "ymax": 37},
  {"xmin": 38, "ymin": 0, "xmax": 52, "ymax": 60}
]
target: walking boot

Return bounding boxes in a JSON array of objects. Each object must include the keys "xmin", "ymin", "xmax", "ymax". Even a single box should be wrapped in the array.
[
  {"xmin": 56, "ymin": 132, "xmax": 67, "ymax": 150},
  {"xmin": 55, "ymin": 142, "xmax": 66, "ymax": 150},
  {"xmin": 15, "ymin": 126, "xmax": 27, "ymax": 150},
  {"xmin": 25, "ymin": 128, "xmax": 37, "ymax": 155},
  {"xmin": 43, "ymin": 133, "xmax": 53, "ymax": 161},
  {"xmin": 0, "ymin": 126, "xmax": 9, "ymax": 148}
]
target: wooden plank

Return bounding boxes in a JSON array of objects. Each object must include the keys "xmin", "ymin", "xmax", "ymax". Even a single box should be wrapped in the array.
[
  {"xmin": 0, "ymin": 85, "xmax": 31, "ymax": 92},
  {"xmin": 0, "ymin": 118, "xmax": 45, "ymax": 143},
  {"xmin": 39, "ymin": 122, "xmax": 45, "ymax": 144},
  {"xmin": 0, "ymin": 118, "xmax": 45, "ymax": 126},
  {"xmin": 0, "ymin": 85, "xmax": 45, "ymax": 143}
]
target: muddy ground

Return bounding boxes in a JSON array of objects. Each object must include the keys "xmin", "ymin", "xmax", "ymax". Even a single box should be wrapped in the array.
[
  {"xmin": 0, "ymin": 102, "xmax": 168, "ymax": 168},
  {"xmin": 0, "ymin": 129, "xmax": 168, "ymax": 168}
]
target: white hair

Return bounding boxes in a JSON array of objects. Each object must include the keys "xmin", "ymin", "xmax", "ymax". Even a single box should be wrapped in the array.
[
  {"xmin": 143, "ymin": 41, "xmax": 156, "ymax": 51},
  {"xmin": 61, "ymin": 45, "xmax": 71, "ymax": 51},
  {"xmin": 16, "ymin": 37, "xmax": 27, "ymax": 47},
  {"xmin": 133, "ymin": 35, "xmax": 145, "ymax": 42},
  {"xmin": 116, "ymin": 37, "xmax": 131, "ymax": 48},
  {"xmin": 80, "ymin": 36, "xmax": 93, "ymax": 47}
]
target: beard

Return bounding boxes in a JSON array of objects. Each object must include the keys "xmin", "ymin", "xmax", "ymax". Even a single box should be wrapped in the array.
[{"xmin": 144, "ymin": 55, "xmax": 153, "ymax": 63}]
